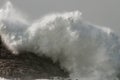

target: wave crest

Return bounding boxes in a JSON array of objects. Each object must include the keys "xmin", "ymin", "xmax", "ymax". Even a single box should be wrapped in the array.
[{"xmin": 0, "ymin": 1, "xmax": 120, "ymax": 80}]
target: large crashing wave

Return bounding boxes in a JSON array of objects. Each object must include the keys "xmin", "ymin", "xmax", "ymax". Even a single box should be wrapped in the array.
[{"xmin": 0, "ymin": 1, "xmax": 120, "ymax": 80}]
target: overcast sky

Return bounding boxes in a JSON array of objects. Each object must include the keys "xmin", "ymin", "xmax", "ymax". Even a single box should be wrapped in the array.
[{"xmin": 0, "ymin": 0, "xmax": 120, "ymax": 34}]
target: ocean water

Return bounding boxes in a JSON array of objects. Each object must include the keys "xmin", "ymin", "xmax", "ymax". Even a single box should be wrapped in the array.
[{"xmin": 0, "ymin": 1, "xmax": 120, "ymax": 80}]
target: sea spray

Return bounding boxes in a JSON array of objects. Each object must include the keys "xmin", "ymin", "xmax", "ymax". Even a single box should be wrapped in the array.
[
  {"xmin": 0, "ymin": 1, "xmax": 120, "ymax": 80},
  {"xmin": 0, "ymin": 1, "xmax": 29, "ymax": 54}
]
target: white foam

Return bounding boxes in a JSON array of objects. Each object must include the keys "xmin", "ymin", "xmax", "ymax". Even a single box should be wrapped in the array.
[{"xmin": 0, "ymin": 1, "xmax": 120, "ymax": 80}]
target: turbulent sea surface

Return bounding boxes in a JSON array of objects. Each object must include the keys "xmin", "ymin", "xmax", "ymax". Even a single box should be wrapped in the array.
[{"xmin": 0, "ymin": 1, "xmax": 120, "ymax": 80}]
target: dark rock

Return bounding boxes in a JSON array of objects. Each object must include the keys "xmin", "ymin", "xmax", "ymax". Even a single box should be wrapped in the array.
[{"xmin": 0, "ymin": 35, "xmax": 69, "ymax": 79}]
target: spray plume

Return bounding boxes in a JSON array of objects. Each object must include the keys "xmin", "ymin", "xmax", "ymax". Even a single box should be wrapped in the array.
[{"xmin": 0, "ymin": 1, "xmax": 120, "ymax": 80}]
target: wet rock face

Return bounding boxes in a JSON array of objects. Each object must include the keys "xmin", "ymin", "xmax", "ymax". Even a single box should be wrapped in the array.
[
  {"xmin": 0, "ymin": 35, "xmax": 69, "ymax": 79},
  {"xmin": 0, "ymin": 36, "xmax": 16, "ymax": 59}
]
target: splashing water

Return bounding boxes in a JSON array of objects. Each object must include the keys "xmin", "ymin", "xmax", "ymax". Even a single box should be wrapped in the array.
[{"xmin": 0, "ymin": 1, "xmax": 120, "ymax": 80}]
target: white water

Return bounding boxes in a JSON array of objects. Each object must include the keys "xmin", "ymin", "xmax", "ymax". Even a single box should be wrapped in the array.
[{"xmin": 0, "ymin": 1, "xmax": 120, "ymax": 80}]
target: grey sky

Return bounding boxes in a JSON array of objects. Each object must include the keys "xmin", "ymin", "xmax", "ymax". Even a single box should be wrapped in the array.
[{"xmin": 0, "ymin": 0, "xmax": 120, "ymax": 34}]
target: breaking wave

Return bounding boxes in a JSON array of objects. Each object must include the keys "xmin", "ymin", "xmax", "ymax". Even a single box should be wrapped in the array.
[{"xmin": 0, "ymin": 1, "xmax": 120, "ymax": 80}]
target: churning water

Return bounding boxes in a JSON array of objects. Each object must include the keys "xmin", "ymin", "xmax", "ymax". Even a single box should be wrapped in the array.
[{"xmin": 0, "ymin": 1, "xmax": 120, "ymax": 80}]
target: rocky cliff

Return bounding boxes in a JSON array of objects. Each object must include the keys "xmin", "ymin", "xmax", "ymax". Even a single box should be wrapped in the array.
[{"xmin": 0, "ymin": 35, "xmax": 69, "ymax": 79}]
